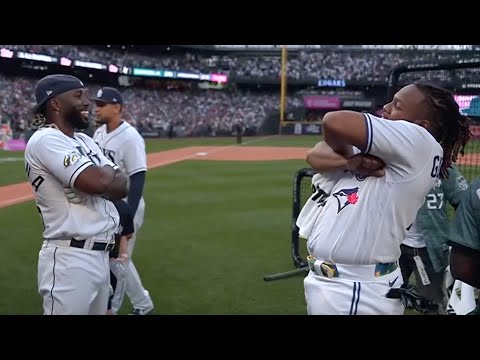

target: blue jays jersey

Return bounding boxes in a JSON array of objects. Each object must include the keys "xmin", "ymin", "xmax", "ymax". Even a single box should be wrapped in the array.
[{"xmin": 307, "ymin": 114, "xmax": 444, "ymax": 265}]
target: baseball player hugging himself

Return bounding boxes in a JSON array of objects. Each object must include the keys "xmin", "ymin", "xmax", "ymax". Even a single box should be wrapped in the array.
[
  {"xmin": 303, "ymin": 81, "xmax": 471, "ymax": 315},
  {"xmin": 24, "ymin": 75, "xmax": 129, "ymax": 315},
  {"xmin": 92, "ymin": 87, "xmax": 153, "ymax": 315}
]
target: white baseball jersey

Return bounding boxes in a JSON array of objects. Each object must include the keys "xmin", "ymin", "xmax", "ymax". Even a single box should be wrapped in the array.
[
  {"xmin": 25, "ymin": 127, "xmax": 120, "ymax": 242},
  {"xmin": 402, "ymin": 221, "xmax": 426, "ymax": 248},
  {"xmin": 93, "ymin": 121, "xmax": 152, "ymax": 314},
  {"xmin": 297, "ymin": 171, "xmax": 343, "ymax": 241},
  {"xmin": 93, "ymin": 121, "xmax": 147, "ymax": 215},
  {"xmin": 308, "ymin": 113, "xmax": 443, "ymax": 265}
]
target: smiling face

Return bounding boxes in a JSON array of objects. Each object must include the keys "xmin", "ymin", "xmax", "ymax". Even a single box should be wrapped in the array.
[{"xmin": 54, "ymin": 88, "xmax": 91, "ymax": 129}]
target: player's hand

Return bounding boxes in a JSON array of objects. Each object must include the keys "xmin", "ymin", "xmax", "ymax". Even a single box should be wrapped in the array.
[
  {"xmin": 64, "ymin": 187, "xmax": 86, "ymax": 204},
  {"xmin": 110, "ymin": 254, "xmax": 129, "ymax": 281},
  {"xmin": 118, "ymin": 253, "xmax": 129, "ymax": 264},
  {"xmin": 346, "ymin": 154, "xmax": 386, "ymax": 177},
  {"xmin": 359, "ymin": 155, "xmax": 386, "ymax": 177}
]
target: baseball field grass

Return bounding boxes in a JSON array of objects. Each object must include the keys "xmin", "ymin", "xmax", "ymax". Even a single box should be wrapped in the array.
[
  {"xmin": 0, "ymin": 136, "xmax": 313, "ymax": 315},
  {"xmin": 1, "ymin": 135, "xmax": 480, "ymax": 315},
  {"xmin": 0, "ymin": 158, "xmax": 308, "ymax": 314},
  {"xmin": 0, "ymin": 136, "xmax": 312, "ymax": 187}
]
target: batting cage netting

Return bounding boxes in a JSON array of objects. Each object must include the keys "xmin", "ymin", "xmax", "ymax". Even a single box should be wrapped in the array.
[
  {"xmin": 263, "ymin": 168, "xmax": 315, "ymax": 282},
  {"xmin": 290, "ymin": 168, "xmax": 317, "ymax": 269},
  {"xmin": 387, "ymin": 57, "xmax": 480, "ymax": 183}
]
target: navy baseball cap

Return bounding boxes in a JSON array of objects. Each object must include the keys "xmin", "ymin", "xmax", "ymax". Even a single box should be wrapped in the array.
[
  {"xmin": 92, "ymin": 87, "xmax": 124, "ymax": 105},
  {"xmin": 29, "ymin": 74, "xmax": 85, "ymax": 115}
]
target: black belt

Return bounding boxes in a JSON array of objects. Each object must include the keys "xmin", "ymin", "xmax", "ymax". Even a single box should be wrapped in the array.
[{"xmin": 70, "ymin": 238, "xmax": 115, "ymax": 252}]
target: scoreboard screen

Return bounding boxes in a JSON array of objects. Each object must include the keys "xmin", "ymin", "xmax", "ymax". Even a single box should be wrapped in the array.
[{"xmin": 454, "ymin": 95, "xmax": 480, "ymax": 116}]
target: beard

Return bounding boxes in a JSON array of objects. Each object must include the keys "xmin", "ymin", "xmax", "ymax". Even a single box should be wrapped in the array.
[{"xmin": 65, "ymin": 106, "xmax": 89, "ymax": 129}]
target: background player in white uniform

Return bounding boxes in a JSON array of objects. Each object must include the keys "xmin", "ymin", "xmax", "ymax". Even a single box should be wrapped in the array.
[
  {"xmin": 92, "ymin": 87, "xmax": 154, "ymax": 315},
  {"xmin": 107, "ymin": 199, "xmax": 135, "ymax": 315},
  {"xmin": 24, "ymin": 74, "xmax": 129, "ymax": 315},
  {"xmin": 304, "ymin": 81, "xmax": 471, "ymax": 315}
]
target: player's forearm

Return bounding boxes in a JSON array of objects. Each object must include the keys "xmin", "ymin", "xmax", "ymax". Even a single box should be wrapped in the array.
[
  {"xmin": 322, "ymin": 111, "xmax": 367, "ymax": 155},
  {"xmin": 103, "ymin": 169, "xmax": 128, "ymax": 200},
  {"xmin": 306, "ymin": 141, "xmax": 351, "ymax": 172},
  {"xmin": 127, "ymin": 171, "xmax": 145, "ymax": 216},
  {"xmin": 75, "ymin": 165, "xmax": 125, "ymax": 197},
  {"xmin": 118, "ymin": 235, "xmax": 129, "ymax": 259}
]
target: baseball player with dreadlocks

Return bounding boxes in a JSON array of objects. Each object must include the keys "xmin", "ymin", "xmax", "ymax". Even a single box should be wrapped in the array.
[
  {"xmin": 92, "ymin": 87, "xmax": 153, "ymax": 315},
  {"xmin": 303, "ymin": 80, "xmax": 471, "ymax": 315},
  {"xmin": 24, "ymin": 74, "xmax": 129, "ymax": 315}
]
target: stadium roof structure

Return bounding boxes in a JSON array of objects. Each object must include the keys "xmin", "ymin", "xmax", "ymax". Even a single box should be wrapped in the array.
[
  {"xmin": 209, "ymin": 45, "xmax": 477, "ymax": 51},
  {"xmin": 88, "ymin": 44, "xmax": 480, "ymax": 55}
]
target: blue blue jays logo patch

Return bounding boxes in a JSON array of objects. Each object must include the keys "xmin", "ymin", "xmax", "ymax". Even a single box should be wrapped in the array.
[{"xmin": 333, "ymin": 187, "xmax": 359, "ymax": 213}]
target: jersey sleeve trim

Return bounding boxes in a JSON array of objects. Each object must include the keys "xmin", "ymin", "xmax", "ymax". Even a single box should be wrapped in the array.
[
  {"xmin": 128, "ymin": 167, "xmax": 148, "ymax": 176},
  {"xmin": 363, "ymin": 113, "xmax": 373, "ymax": 154},
  {"xmin": 69, "ymin": 161, "xmax": 93, "ymax": 189}
]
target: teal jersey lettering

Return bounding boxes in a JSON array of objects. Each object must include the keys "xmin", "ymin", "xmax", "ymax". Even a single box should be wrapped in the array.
[{"xmin": 407, "ymin": 166, "xmax": 468, "ymax": 271}]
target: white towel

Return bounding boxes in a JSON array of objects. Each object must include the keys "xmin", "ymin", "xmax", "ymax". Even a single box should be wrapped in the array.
[
  {"xmin": 447, "ymin": 279, "xmax": 477, "ymax": 315},
  {"xmin": 296, "ymin": 171, "xmax": 342, "ymax": 240},
  {"xmin": 445, "ymin": 266, "xmax": 477, "ymax": 315}
]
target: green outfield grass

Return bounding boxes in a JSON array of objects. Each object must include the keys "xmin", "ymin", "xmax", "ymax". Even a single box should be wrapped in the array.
[
  {"xmin": 0, "ymin": 156, "xmax": 426, "ymax": 315},
  {"xmin": 0, "ymin": 159, "xmax": 309, "ymax": 315},
  {"xmin": 0, "ymin": 137, "xmax": 246, "ymax": 187},
  {"xmin": 0, "ymin": 152, "xmax": 24, "ymax": 186},
  {"xmin": 1, "ymin": 135, "xmax": 480, "ymax": 315},
  {"xmin": 0, "ymin": 136, "xmax": 317, "ymax": 187},
  {"xmin": 145, "ymin": 135, "xmax": 320, "ymax": 153},
  {"xmin": 3, "ymin": 135, "xmax": 480, "ymax": 188},
  {"xmin": 144, "ymin": 137, "xmax": 245, "ymax": 153}
]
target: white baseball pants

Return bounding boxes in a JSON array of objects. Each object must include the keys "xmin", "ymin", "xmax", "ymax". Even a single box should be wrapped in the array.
[
  {"xmin": 38, "ymin": 241, "xmax": 110, "ymax": 315},
  {"xmin": 304, "ymin": 262, "xmax": 405, "ymax": 315}
]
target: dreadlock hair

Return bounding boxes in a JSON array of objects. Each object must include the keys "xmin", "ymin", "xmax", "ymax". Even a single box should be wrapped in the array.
[
  {"xmin": 29, "ymin": 102, "xmax": 48, "ymax": 127},
  {"xmin": 414, "ymin": 80, "xmax": 472, "ymax": 178}
]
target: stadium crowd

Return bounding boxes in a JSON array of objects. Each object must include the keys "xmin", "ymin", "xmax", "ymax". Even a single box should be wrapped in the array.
[
  {"xmin": 1, "ymin": 45, "xmax": 477, "ymax": 81},
  {"xmin": 1, "ymin": 46, "xmax": 478, "ymax": 137},
  {"xmin": 116, "ymin": 85, "xmax": 303, "ymax": 136},
  {"xmin": 0, "ymin": 74, "xmax": 303, "ymax": 136}
]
